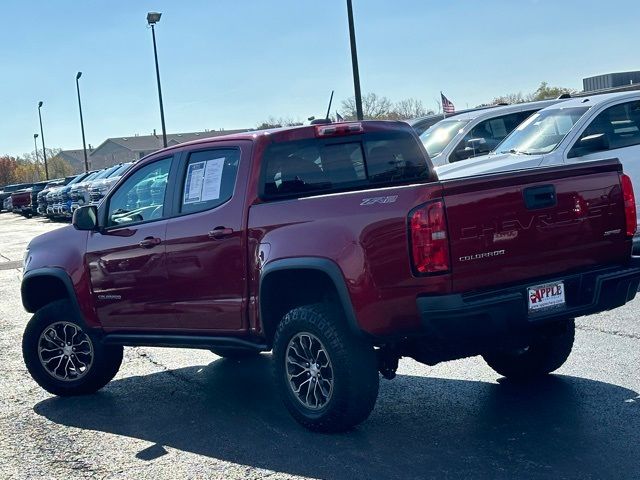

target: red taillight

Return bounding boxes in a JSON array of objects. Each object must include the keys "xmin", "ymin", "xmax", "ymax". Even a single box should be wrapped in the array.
[
  {"xmin": 621, "ymin": 173, "xmax": 637, "ymax": 237},
  {"xmin": 409, "ymin": 200, "xmax": 450, "ymax": 274},
  {"xmin": 315, "ymin": 122, "xmax": 363, "ymax": 137}
]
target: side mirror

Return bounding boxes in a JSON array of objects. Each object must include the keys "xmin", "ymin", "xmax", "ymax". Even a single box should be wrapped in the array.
[
  {"xmin": 72, "ymin": 205, "xmax": 99, "ymax": 231},
  {"xmin": 568, "ymin": 133, "xmax": 608, "ymax": 158}
]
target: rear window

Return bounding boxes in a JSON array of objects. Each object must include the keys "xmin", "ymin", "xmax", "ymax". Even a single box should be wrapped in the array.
[{"xmin": 261, "ymin": 131, "xmax": 431, "ymax": 199}]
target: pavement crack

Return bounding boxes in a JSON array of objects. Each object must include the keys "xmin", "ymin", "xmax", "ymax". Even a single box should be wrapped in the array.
[{"xmin": 576, "ymin": 324, "xmax": 640, "ymax": 340}]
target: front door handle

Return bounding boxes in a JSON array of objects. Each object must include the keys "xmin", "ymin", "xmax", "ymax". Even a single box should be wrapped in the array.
[
  {"xmin": 208, "ymin": 227, "xmax": 234, "ymax": 239},
  {"xmin": 139, "ymin": 236, "xmax": 162, "ymax": 248}
]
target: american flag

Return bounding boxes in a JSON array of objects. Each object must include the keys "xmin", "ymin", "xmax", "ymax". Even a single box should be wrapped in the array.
[
  {"xmin": 441, "ymin": 92, "xmax": 455, "ymax": 115},
  {"xmin": 336, "ymin": 111, "xmax": 344, "ymax": 122}
]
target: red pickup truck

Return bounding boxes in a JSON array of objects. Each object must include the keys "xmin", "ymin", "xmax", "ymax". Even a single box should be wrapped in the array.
[{"xmin": 21, "ymin": 121, "xmax": 640, "ymax": 432}]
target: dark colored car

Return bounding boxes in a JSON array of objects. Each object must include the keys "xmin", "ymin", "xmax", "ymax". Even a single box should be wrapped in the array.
[
  {"xmin": 37, "ymin": 179, "xmax": 67, "ymax": 216},
  {"xmin": 408, "ymin": 104, "xmax": 503, "ymax": 135},
  {"xmin": 0, "ymin": 183, "xmax": 32, "ymax": 213},
  {"xmin": 20, "ymin": 121, "xmax": 640, "ymax": 433},
  {"xmin": 50, "ymin": 173, "xmax": 95, "ymax": 219}
]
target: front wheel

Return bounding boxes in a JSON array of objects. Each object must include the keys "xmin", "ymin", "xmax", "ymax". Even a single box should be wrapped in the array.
[
  {"xmin": 22, "ymin": 300, "xmax": 123, "ymax": 396},
  {"xmin": 483, "ymin": 318, "xmax": 575, "ymax": 380},
  {"xmin": 272, "ymin": 303, "xmax": 379, "ymax": 433}
]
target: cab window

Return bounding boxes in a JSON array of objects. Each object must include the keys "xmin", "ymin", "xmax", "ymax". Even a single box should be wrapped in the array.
[
  {"xmin": 180, "ymin": 149, "xmax": 240, "ymax": 214},
  {"xmin": 106, "ymin": 158, "xmax": 171, "ymax": 227}
]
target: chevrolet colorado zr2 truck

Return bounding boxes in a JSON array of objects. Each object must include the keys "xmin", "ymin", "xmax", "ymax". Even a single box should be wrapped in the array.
[{"xmin": 20, "ymin": 121, "xmax": 640, "ymax": 432}]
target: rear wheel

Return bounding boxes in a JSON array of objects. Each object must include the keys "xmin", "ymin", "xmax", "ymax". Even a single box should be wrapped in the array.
[
  {"xmin": 483, "ymin": 318, "xmax": 575, "ymax": 380},
  {"xmin": 273, "ymin": 303, "xmax": 379, "ymax": 432},
  {"xmin": 22, "ymin": 300, "xmax": 123, "ymax": 396}
]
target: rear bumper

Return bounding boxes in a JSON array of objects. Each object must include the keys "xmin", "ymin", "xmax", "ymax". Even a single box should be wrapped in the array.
[{"xmin": 417, "ymin": 265, "xmax": 640, "ymax": 345}]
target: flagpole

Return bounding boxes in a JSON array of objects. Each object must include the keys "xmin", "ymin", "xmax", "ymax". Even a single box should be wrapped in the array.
[{"xmin": 441, "ymin": 92, "xmax": 446, "ymax": 119}]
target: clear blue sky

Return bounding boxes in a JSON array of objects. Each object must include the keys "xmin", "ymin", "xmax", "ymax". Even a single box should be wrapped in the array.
[{"xmin": 1, "ymin": 0, "xmax": 638, "ymax": 157}]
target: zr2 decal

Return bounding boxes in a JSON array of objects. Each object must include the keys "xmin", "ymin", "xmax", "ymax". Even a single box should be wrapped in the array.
[{"xmin": 360, "ymin": 195, "xmax": 398, "ymax": 206}]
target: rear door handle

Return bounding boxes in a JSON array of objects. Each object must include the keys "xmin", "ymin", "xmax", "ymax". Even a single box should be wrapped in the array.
[
  {"xmin": 138, "ymin": 236, "xmax": 162, "ymax": 248},
  {"xmin": 208, "ymin": 227, "xmax": 234, "ymax": 239}
]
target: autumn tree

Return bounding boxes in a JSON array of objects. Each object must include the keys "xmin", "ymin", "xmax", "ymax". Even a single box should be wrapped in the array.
[{"xmin": 0, "ymin": 156, "xmax": 19, "ymax": 185}]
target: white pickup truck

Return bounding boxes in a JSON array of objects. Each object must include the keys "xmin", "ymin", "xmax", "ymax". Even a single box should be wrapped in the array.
[{"xmin": 436, "ymin": 91, "xmax": 640, "ymax": 251}]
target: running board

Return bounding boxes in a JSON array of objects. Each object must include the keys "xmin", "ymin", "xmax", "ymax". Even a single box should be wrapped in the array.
[{"xmin": 102, "ymin": 333, "xmax": 267, "ymax": 351}]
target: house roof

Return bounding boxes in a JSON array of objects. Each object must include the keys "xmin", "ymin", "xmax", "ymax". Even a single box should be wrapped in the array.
[{"xmin": 89, "ymin": 130, "xmax": 251, "ymax": 157}]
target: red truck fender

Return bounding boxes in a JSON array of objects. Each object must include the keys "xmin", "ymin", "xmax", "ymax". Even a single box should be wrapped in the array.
[{"xmin": 259, "ymin": 257, "xmax": 363, "ymax": 345}]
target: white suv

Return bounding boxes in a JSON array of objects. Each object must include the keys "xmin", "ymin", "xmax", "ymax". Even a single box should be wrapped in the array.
[{"xmin": 419, "ymin": 99, "xmax": 566, "ymax": 167}]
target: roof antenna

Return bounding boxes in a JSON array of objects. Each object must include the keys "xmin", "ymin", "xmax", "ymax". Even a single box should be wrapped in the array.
[
  {"xmin": 325, "ymin": 90, "xmax": 334, "ymax": 121},
  {"xmin": 311, "ymin": 91, "xmax": 335, "ymax": 125}
]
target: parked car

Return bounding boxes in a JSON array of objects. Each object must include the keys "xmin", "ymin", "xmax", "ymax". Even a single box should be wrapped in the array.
[
  {"xmin": 69, "ymin": 165, "xmax": 121, "ymax": 213},
  {"xmin": 37, "ymin": 179, "xmax": 67, "ymax": 216},
  {"xmin": 10, "ymin": 185, "xmax": 35, "ymax": 216},
  {"xmin": 0, "ymin": 183, "xmax": 32, "ymax": 213},
  {"xmin": 88, "ymin": 162, "xmax": 133, "ymax": 205},
  {"xmin": 436, "ymin": 91, "xmax": 640, "ymax": 251},
  {"xmin": 3, "ymin": 195, "xmax": 12, "ymax": 212},
  {"xmin": 419, "ymin": 99, "xmax": 567, "ymax": 167},
  {"xmin": 20, "ymin": 121, "xmax": 640, "ymax": 433},
  {"xmin": 49, "ymin": 173, "xmax": 96, "ymax": 219},
  {"xmin": 22, "ymin": 180, "xmax": 55, "ymax": 217},
  {"xmin": 408, "ymin": 104, "xmax": 502, "ymax": 135}
]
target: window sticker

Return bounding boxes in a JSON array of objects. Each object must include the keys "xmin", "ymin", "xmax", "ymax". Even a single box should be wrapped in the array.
[
  {"xmin": 201, "ymin": 157, "xmax": 225, "ymax": 201},
  {"xmin": 184, "ymin": 161, "xmax": 206, "ymax": 204},
  {"xmin": 183, "ymin": 157, "xmax": 225, "ymax": 204}
]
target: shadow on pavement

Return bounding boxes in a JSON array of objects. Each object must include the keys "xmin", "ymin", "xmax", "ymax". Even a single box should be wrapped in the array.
[{"xmin": 34, "ymin": 355, "xmax": 640, "ymax": 480}]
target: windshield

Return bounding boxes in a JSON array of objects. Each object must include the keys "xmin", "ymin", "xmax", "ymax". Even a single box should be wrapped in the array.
[
  {"xmin": 419, "ymin": 119, "xmax": 470, "ymax": 158},
  {"xmin": 496, "ymin": 106, "xmax": 590, "ymax": 155},
  {"xmin": 109, "ymin": 163, "xmax": 133, "ymax": 178},
  {"xmin": 92, "ymin": 165, "xmax": 120, "ymax": 181}
]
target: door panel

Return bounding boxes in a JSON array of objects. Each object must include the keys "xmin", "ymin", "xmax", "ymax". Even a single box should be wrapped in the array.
[
  {"xmin": 87, "ymin": 156, "xmax": 174, "ymax": 330},
  {"xmin": 164, "ymin": 143, "xmax": 251, "ymax": 332},
  {"xmin": 87, "ymin": 222, "xmax": 171, "ymax": 329}
]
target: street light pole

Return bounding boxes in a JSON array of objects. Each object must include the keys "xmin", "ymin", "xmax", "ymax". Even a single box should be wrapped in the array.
[
  {"xmin": 147, "ymin": 12, "xmax": 167, "ymax": 148},
  {"xmin": 33, "ymin": 134, "xmax": 39, "ymax": 170},
  {"xmin": 76, "ymin": 72, "xmax": 89, "ymax": 172},
  {"xmin": 37, "ymin": 101, "xmax": 49, "ymax": 180},
  {"xmin": 346, "ymin": 0, "xmax": 363, "ymax": 120}
]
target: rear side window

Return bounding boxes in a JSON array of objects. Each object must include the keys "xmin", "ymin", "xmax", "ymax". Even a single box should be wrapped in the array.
[
  {"xmin": 261, "ymin": 131, "xmax": 430, "ymax": 199},
  {"xmin": 569, "ymin": 100, "xmax": 640, "ymax": 157},
  {"xmin": 180, "ymin": 149, "xmax": 239, "ymax": 214}
]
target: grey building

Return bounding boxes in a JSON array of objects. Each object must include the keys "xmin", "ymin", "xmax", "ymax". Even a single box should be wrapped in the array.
[
  {"xmin": 89, "ymin": 129, "xmax": 250, "ymax": 169},
  {"xmin": 583, "ymin": 71, "xmax": 640, "ymax": 92}
]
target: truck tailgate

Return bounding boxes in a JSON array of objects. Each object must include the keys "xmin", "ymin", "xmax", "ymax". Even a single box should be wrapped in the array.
[{"xmin": 442, "ymin": 159, "xmax": 631, "ymax": 293}]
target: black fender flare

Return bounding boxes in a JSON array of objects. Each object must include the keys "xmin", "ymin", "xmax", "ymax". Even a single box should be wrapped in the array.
[
  {"xmin": 259, "ymin": 257, "xmax": 362, "ymax": 336},
  {"xmin": 21, "ymin": 267, "xmax": 83, "ymax": 319}
]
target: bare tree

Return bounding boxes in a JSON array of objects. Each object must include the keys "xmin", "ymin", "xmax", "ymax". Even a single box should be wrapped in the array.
[
  {"xmin": 389, "ymin": 98, "xmax": 433, "ymax": 120},
  {"xmin": 341, "ymin": 93, "xmax": 394, "ymax": 120},
  {"xmin": 256, "ymin": 117, "xmax": 304, "ymax": 130}
]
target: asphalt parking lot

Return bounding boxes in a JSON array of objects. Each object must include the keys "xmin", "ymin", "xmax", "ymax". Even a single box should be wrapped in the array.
[{"xmin": 0, "ymin": 214, "xmax": 639, "ymax": 480}]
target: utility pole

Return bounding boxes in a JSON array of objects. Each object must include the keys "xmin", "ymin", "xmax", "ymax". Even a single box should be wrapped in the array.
[
  {"xmin": 147, "ymin": 12, "xmax": 168, "ymax": 148},
  {"xmin": 76, "ymin": 72, "xmax": 90, "ymax": 172},
  {"xmin": 37, "ymin": 101, "xmax": 49, "ymax": 180},
  {"xmin": 346, "ymin": 0, "xmax": 363, "ymax": 120}
]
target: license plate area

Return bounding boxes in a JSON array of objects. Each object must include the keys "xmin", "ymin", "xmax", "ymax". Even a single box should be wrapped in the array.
[{"xmin": 528, "ymin": 281, "xmax": 566, "ymax": 314}]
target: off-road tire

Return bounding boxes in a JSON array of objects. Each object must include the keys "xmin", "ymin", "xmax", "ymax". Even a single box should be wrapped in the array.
[
  {"xmin": 22, "ymin": 300, "xmax": 123, "ymax": 396},
  {"xmin": 483, "ymin": 318, "xmax": 575, "ymax": 380},
  {"xmin": 273, "ymin": 303, "xmax": 379, "ymax": 433}
]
